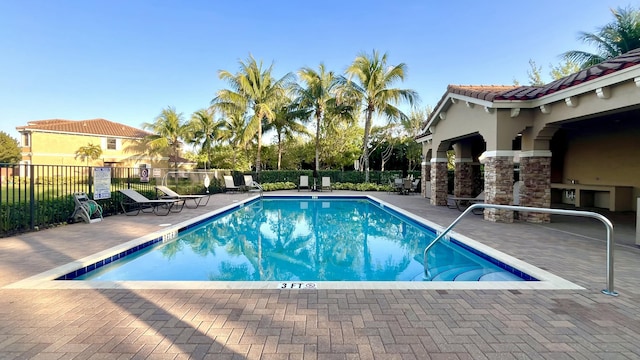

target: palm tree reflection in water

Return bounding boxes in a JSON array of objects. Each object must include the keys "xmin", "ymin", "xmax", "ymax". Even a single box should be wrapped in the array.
[{"xmin": 162, "ymin": 199, "xmax": 432, "ymax": 282}]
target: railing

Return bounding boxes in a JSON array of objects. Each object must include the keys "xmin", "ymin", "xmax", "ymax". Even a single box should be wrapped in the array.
[
  {"xmin": 423, "ymin": 204, "xmax": 618, "ymax": 296},
  {"xmin": 249, "ymin": 181, "xmax": 264, "ymax": 197},
  {"xmin": 0, "ymin": 164, "xmax": 230, "ymax": 237}
]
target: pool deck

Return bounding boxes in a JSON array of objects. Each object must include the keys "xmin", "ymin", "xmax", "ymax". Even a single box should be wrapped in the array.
[{"xmin": 1, "ymin": 191, "xmax": 639, "ymax": 359}]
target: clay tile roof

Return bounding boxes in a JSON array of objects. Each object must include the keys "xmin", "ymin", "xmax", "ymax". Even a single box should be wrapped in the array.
[
  {"xmin": 17, "ymin": 118, "xmax": 151, "ymax": 138},
  {"xmin": 447, "ymin": 85, "xmax": 521, "ymax": 101},
  {"xmin": 421, "ymin": 49, "xmax": 640, "ymax": 139},
  {"xmin": 495, "ymin": 48, "xmax": 640, "ymax": 100}
]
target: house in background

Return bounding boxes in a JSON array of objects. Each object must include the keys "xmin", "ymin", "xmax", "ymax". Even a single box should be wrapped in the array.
[
  {"xmin": 16, "ymin": 118, "xmax": 168, "ymax": 168},
  {"xmin": 417, "ymin": 49, "xmax": 640, "ymax": 224}
]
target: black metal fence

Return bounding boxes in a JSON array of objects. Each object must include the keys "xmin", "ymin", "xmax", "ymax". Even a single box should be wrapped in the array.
[{"xmin": 0, "ymin": 164, "xmax": 227, "ymax": 237}]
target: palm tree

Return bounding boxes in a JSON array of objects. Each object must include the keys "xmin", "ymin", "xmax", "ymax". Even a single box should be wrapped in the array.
[
  {"xmin": 296, "ymin": 63, "xmax": 353, "ymax": 173},
  {"xmin": 212, "ymin": 55, "xmax": 293, "ymax": 175},
  {"xmin": 346, "ymin": 50, "xmax": 418, "ymax": 182},
  {"xmin": 142, "ymin": 106, "xmax": 188, "ymax": 171},
  {"xmin": 187, "ymin": 108, "xmax": 225, "ymax": 169},
  {"xmin": 267, "ymin": 99, "xmax": 310, "ymax": 170},
  {"xmin": 219, "ymin": 109, "xmax": 250, "ymax": 170},
  {"xmin": 562, "ymin": 6, "xmax": 640, "ymax": 69},
  {"xmin": 74, "ymin": 143, "xmax": 102, "ymax": 165}
]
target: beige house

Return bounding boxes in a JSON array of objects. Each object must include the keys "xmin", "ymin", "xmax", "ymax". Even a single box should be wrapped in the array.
[
  {"xmin": 417, "ymin": 49, "xmax": 640, "ymax": 223},
  {"xmin": 16, "ymin": 118, "xmax": 168, "ymax": 168}
]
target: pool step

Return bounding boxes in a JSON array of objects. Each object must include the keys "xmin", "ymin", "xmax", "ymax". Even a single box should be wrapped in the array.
[{"xmin": 429, "ymin": 264, "xmax": 521, "ymax": 281}]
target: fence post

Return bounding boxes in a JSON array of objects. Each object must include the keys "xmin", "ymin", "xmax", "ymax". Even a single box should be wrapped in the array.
[
  {"xmin": 88, "ymin": 166, "xmax": 93, "ymax": 195},
  {"xmin": 29, "ymin": 164, "xmax": 35, "ymax": 230}
]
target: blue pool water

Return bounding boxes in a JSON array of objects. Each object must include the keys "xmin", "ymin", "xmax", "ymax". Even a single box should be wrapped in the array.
[{"xmin": 72, "ymin": 197, "xmax": 533, "ymax": 282}]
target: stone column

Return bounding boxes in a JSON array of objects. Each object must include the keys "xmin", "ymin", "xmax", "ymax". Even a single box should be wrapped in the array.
[
  {"xmin": 421, "ymin": 160, "xmax": 430, "ymax": 198},
  {"xmin": 519, "ymin": 151, "xmax": 552, "ymax": 223},
  {"xmin": 453, "ymin": 142, "xmax": 474, "ymax": 198},
  {"xmin": 430, "ymin": 159, "xmax": 448, "ymax": 206},
  {"xmin": 454, "ymin": 161, "xmax": 473, "ymax": 198},
  {"xmin": 481, "ymin": 152, "xmax": 514, "ymax": 223}
]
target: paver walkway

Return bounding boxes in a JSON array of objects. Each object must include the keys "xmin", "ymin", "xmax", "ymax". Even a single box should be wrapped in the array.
[{"xmin": 1, "ymin": 191, "xmax": 639, "ymax": 359}]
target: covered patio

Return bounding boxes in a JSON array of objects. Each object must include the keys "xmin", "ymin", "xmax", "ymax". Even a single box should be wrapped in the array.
[{"xmin": 417, "ymin": 49, "xmax": 640, "ymax": 229}]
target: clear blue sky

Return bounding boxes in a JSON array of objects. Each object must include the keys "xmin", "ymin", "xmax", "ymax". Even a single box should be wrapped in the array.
[{"xmin": 0, "ymin": 0, "xmax": 625, "ymax": 140}]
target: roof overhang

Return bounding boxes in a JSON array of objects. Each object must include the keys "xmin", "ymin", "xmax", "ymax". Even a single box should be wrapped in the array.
[{"xmin": 422, "ymin": 63, "xmax": 640, "ymax": 134}]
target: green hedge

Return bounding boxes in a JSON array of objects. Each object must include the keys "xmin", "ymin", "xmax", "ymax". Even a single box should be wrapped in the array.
[{"xmin": 247, "ymin": 170, "xmax": 419, "ymax": 185}]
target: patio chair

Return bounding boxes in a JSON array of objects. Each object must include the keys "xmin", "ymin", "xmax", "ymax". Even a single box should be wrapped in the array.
[
  {"xmin": 449, "ymin": 191, "xmax": 485, "ymax": 212},
  {"xmin": 320, "ymin": 177, "xmax": 332, "ymax": 192},
  {"xmin": 70, "ymin": 192, "xmax": 103, "ymax": 223},
  {"xmin": 118, "ymin": 189, "xmax": 185, "ymax": 216},
  {"xmin": 393, "ymin": 178, "xmax": 404, "ymax": 194},
  {"xmin": 223, "ymin": 175, "xmax": 241, "ymax": 193},
  {"xmin": 243, "ymin": 174, "xmax": 261, "ymax": 193},
  {"xmin": 410, "ymin": 178, "xmax": 420, "ymax": 193},
  {"xmin": 298, "ymin": 175, "xmax": 310, "ymax": 191},
  {"xmin": 155, "ymin": 185, "xmax": 210, "ymax": 209}
]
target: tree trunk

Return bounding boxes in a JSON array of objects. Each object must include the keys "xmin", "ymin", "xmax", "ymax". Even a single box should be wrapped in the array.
[
  {"xmin": 277, "ymin": 133, "xmax": 283, "ymax": 170},
  {"xmin": 256, "ymin": 119, "xmax": 262, "ymax": 174},
  {"xmin": 315, "ymin": 110, "xmax": 323, "ymax": 174},
  {"xmin": 381, "ymin": 143, "xmax": 393, "ymax": 172},
  {"xmin": 362, "ymin": 107, "xmax": 373, "ymax": 182}
]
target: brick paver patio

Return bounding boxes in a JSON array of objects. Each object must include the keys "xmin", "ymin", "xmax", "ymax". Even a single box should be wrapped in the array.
[{"xmin": 1, "ymin": 191, "xmax": 639, "ymax": 359}]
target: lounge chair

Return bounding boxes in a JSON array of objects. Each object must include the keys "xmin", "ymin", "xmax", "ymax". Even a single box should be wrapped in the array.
[
  {"xmin": 118, "ymin": 189, "xmax": 185, "ymax": 216},
  {"xmin": 449, "ymin": 191, "xmax": 485, "ymax": 212},
  {"xmin": 320, "ymin": 177, "xmax": 332, "ymax": 192},
  {"xmin": 71, "ymin": 192, "xmax": 103, "ymax": 223},
  {"xmin": 242, "ymin": 175, "xmax": 260, "ymax": 192},
  {"xmin": 298, "ymin": 175, "xmax": 310, "ymax": 191},
  {"xmin": 155, "ymin": 185, "xmax": 210, "ymax": 209},
  {"xmin": 223, "ymin": 175, "xmax": 241, "ymax": 193}
]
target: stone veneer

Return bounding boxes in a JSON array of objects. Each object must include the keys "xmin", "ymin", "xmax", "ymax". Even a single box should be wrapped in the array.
[
  {"xmin": 482, "ymin": 156, "xmax": 514, "ymax": 223},
  {"xmin": 454, "ymin": 162, "xmax": 474, "ymax": 198},
  {"xmin": 430, "ymin": 161, "xmax": 448, "ymax": 206},
  {"xmin": 519, "ymin": 156, "xmax": 551, "ymax": 223},
  {"xmin": 421, "ymin": 162, "xmax": 430, "ymax": 197}
]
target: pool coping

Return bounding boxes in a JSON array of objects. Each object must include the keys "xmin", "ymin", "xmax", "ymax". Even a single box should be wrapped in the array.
[{"xmin": 4, "ymin": 194, "xmax": 584, "ymax": 291}]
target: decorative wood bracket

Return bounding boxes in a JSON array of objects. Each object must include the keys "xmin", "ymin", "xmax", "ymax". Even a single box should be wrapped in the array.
[
  {"xmin": 540, "ymin": 104, "xmax": 552, "ymax": 114},
  {"xmin": 565, "ymin": 96, "xmax": 578, "ymax": 107},
  {"xmin": 596, "ymin": 87, "xmax": 610, "ymax": 99}
]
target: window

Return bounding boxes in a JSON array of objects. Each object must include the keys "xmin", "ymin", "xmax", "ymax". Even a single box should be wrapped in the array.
[
  {"xmin": 22, "ymin": 133, "xmax": 30, "ymax": 147},
  {"xmin": 106, "ymin": 138, "xmax": 117, "ymax": 150}
]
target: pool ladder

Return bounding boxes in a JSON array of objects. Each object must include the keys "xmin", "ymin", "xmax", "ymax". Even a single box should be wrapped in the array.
[{"xmin": 423, "ymin": 203, "xmax": 617, "ymax": 296}]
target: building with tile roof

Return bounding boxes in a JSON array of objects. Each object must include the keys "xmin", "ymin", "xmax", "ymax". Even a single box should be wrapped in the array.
[
  {"xmin": 417, "ymin": 49, "xmax": 640, "ymax": 225},
  {"xmin": 15, "ymin": 118, "xmax": 169, "ymax": 168}
]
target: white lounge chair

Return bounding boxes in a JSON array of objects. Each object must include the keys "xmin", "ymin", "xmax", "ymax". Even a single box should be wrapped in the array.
[
  {"xmin": 298, "ymin": 175, "xmax": 310, "ymax": 191},
  {"xmin": 320, "ymin": 177, "xmax": 332, "ymax": 192},
  {"xmin": 119, "ymin": 189, "xmax": 184, "ymax": 216},
  {"xmin": 155, "ymin": 185, "xmax": 210, "ymax": 208},
  {"xmin": 223, "ymin": 175, "xmax": 241, "ymax": 193},
  {"xmin": 243, "ymin": 174, "xmax": 261, "ymax": 193}
]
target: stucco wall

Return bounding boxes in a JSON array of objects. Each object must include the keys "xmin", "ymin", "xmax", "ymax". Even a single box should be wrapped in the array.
[
  {"xmin": 562, "ymin": 126, "xmax": 640, "ymax": 210},
  {"xmin": 25, "ymin": 132, "xmax": 165, "ymax": 167}
]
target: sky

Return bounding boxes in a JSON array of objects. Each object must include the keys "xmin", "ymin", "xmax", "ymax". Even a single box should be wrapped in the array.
[{"xmin": 0, "ymin": 0, "xmax": 628, "ymax": 141}]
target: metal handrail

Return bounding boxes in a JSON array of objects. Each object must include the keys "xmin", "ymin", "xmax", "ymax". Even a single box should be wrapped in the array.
[
  {"xmin": 249, "ymin": 181, "xmax": 264, "ymax": 197},
  {"xmin": 423, "ymin": 203, "xmax": 618, "ymax": 296}
]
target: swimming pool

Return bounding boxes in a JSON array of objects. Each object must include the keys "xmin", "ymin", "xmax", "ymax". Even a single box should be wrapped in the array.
[
  {"xmin": 70, "ymin": 197, "xmax": 530, "ymax": 282},
  {"xmin": 6, "ymin": 194, "xmax": 583, "ymax": 290}
]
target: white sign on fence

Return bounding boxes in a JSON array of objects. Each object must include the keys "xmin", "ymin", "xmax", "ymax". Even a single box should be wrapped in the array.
[{"xmin": 93, "ymin": 167, "xmax": 112, "ymax": 200}]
